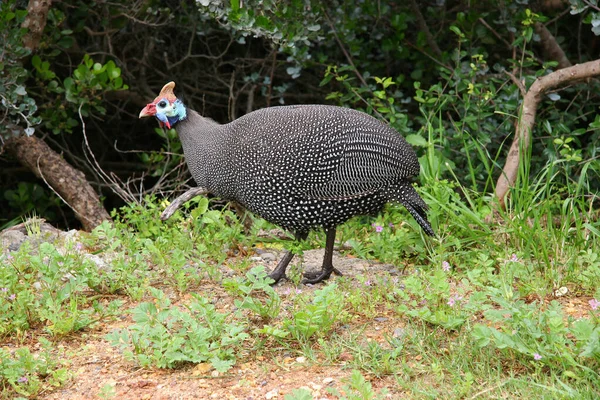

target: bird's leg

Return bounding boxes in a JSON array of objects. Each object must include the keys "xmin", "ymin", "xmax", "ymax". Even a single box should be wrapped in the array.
[
  {"xmin": 267, "ymin": 231, "xmax": 308, "ymax": 284},
  {"xmin": 302, "ymin": 228, "xmax": 342, "ymax": 284},
  {"xmin": 268, "ymin": 250, "xmax": 295, "ymax": 284}
]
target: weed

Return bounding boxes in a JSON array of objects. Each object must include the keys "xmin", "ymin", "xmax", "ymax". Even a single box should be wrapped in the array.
[
  {"xmin": 0, "ymin": 338, "xmax": 68, "ymax": 398},
  {"xmin": 328, "ymin": 369, "xmax": 389, "ymax": 399},
  {"xmin": 0, "ymin": 241, "xmax": 122, "ymax": 338},
  {"xmin": 106, "ymin": 287, "xmax": 248, "ymax": 371},
  {"xmin": 223, "ymin": 266, "xmax": 281, "ymax": 320}
]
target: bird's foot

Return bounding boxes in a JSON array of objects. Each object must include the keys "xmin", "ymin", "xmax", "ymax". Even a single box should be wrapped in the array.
[
  {"xmin": 267, "ymin": 271, "xmax": 287, "ymax": 285},
  {"xmin": 301, "ymin": 266, "xmax": 342, "ymax": 284}
]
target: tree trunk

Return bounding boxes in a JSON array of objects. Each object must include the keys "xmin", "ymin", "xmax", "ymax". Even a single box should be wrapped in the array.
[
  {"xmin": 4, "ymin": 134, "xmax": 111, "ymax": 231},
  {"xmin": 2, "ymin": 0, "xmax": 112, "ymax": 231},
  {"xmin": 21, "ymin": 0, "xmax": 52, "ymax": 50},
  {"xmin": 495, "ymin": 59, "xmax": 600, "ymax": 208}
]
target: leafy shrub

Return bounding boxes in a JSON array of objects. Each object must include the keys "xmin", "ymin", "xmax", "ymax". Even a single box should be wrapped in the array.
[
  {"xmin": 0, "ymin": 1, "xmax": 39, "ymax": 140},
  {"xmin": 223, "ymin": 266, "xmax": 281, "ymax": 319},
  {"xmin": 106, "ymin": 287, "xmax": 248, "ymax": 371},
  {"xmin": 0, "ymin": 339, "xmax": 68, "ymax": 398},
  {"xmin": 472, "ymin": 295, "xmax": 600, "ymax": 378},
  {"xmin": 0, "ymin": 241, "xmax": 121, "ymax": 337}
]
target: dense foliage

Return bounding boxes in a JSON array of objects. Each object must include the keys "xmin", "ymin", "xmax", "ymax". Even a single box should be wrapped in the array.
[
  {"xmin": 1, "ymin": 2, "xmax": 600, "ymax": 397},
  {"xmin": 1, "ymin": 0, "xmax": 599, "ymax": 226}
]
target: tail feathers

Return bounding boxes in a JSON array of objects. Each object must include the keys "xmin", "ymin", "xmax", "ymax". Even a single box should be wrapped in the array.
[
  {"xmin": 404, "ymin": 202, "xmax": 435, "ymax": 237},
  {"xmin": 388, "ymin": 182, "xmax": 435, "ymax": 237}
]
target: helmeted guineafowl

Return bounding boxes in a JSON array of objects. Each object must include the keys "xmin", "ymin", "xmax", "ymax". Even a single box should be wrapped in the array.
[{"xmin": 140, "ymin": 82, "xmax": 434, "ymax": 284}]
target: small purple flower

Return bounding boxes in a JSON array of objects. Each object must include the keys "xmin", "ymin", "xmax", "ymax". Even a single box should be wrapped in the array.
[
  {"xmin": 283, "ymin": 288, "xmax": 291, "ymax": 295},
  {"xmin": 589, "ymin": 299, "xmax": 599, "ymax": 311},
  {"xmin": 295, "ymin": 289, "xmax": 302, "ymax": 294},
  {"xmin": 374, "ymin": 225, "xmax": 383, "ymax": 233},
  {"xmin": 8, "ymin": 294, "xmax": 16, "ymax": 301},
  {"xmin": 533, "ymin": 353, "xmax": 542, "ymax": 361},
  {"xmin": 388, "ymin": 223, "xmax": 394, "ymax": 228},
  {"xmin": 364, "ymin": 280, "xmax": 372, "ymax": 286},
  {"xmin": 6, "ymin": 253, "xmax": 14, "ymax": 260},
  {"xmin": 447, "ymin": 294, "xmax": 463, "ymax": 307},
  {"xmin": 442, "ymin": 261, "xmax": 451, "ymax": 272},
  {"xmin": 75, "ymin": 243, "xmax": 83, "ymax": 251},
  {"xmin": 0, "ymin": 288, "xmax": 7, "ymax": 293},
  {"xmin": 17, "ymin": 376, "xmax": 28, "ymax": 384},
  {"xmin": 509, "ymin": 254, "xmax": 520, "ymax": 263}
]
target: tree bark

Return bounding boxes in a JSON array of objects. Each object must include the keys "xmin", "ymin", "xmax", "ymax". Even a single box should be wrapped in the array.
[
  {"xmin": 2, "ymin": 0, "xmax": 112, "ymax": 231},
  {"xmin": 408, "ymin": 0, "xmax": 442, "ymax": 59},
  {"xmin": 535, "ymin": 22, "xmax": 572, "ymax": 69},
  {"xmin": 21, "ymin": 0, "xmax": 52, "ymax": 50},
  {"xmin": 495, "ymin": 59, "xmax": 600, "ymax": 208},
  {"xmin": 5, "ymin": 134, "xmax": 111, "ymax": 231}
]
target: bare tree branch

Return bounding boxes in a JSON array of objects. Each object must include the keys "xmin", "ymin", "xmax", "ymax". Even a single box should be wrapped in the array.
[
  {"xmin": 5, "ymin": 130, "xmax": 111, "ymax": 231},
  {"xmin": 495, "ymin": 59, "xmax": 600, "ymax": 208},
  {"xmin": 535, "ymin": 22, "xmax": 572, "ymax": 69},
  {"xmin": 408, "ymin": 0, "xmax": 442, "ymax": 59},
  {"xmin": 160, "ymin": 187, "xmax": 209, "ymax": 221}
]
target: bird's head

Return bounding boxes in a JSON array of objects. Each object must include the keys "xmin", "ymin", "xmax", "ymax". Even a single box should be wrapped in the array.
[{"xmin": 139, "ymin": 81, "xmax": 187, "ymax": 129}]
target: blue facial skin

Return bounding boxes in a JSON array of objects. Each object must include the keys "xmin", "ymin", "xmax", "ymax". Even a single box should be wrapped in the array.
[
  {"xmin": 156, "ymin": 112, "xmax": 170, "ymax": 126},
  {"xmin": 155, "ymin": 98, "xmax": 187, "ymax": 128}
]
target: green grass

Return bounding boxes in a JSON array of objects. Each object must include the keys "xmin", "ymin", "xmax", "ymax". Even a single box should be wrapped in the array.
[{"xmin": 1, "ymin": 146, "xmax": 599, "ymax": 398}]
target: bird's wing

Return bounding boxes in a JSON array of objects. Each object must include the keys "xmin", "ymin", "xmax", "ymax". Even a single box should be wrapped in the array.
[{"xmin": 297, "ymin": 120, "xmax": 420, "ymax": 201}]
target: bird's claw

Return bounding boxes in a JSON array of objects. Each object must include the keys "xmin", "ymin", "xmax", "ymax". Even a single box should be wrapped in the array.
[{"xmin": 302, "ymin": 266, "xmax": 342, "ymax": 284}]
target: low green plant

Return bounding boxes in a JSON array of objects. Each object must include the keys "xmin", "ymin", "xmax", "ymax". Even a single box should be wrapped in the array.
[
  {"xmin": 328, "ymin": 369, "xmax": 389, "ymax": 400},
  {"xmin": 223, "ymin": 266, "xmax": 281, "ymax": 319},
  {"xmin": 394, "ymin": 268, "xmax": 473, "ymax": 331},
  {"xmin": 0, "ymin": 241, "xmax": 122, "ymax": 337},
  {"xmin": 97, "ymin": 383, "xmax": 117, "ymax": 400},
  {"xmin": 283, "ymin": 370, "xmax": 388, "ymax": 400},
  {"xmin": 284, "ymin": 388, "xmax": 313, "ymax": 400},
  {"xmin": 255, "ymin": 283, "xmax": 345, "ymax": 345},
  {"xmin": 106, "ymin": 287, "xmax": 248, "ymax": 371},
  {"xmin": 348, "ymin": 337, "xmax": 404, "ymax": 377},
  {"xmin": 0, "ymin": 338, "xmax": 68, "ymax": 398},
  {"xmin": 283, "ymin": 283, "xmax": 345, "ymax": 342},
  {"xmin": 472, "ymin": 295, "xmax": 600, "ymax": 380}
]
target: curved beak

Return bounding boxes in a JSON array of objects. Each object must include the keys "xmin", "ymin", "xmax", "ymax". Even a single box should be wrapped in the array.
[{"xmin": 139, "ymin": 103, "xmax": 157, "ymax": 118}]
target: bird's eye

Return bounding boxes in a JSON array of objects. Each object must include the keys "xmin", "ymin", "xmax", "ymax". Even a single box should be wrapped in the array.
[{"xmin": 158, "ymin": 101, "xmax": 167, "ymax": 108}]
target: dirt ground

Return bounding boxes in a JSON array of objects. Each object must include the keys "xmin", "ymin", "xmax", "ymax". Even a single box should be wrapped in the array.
[
  {"xmin": 4, "ymin": 246, "xmax": 593, "ymax": 399},
  {"xmin": 38, "ymin": 249, "xmax": 407, "ymax": 400}
]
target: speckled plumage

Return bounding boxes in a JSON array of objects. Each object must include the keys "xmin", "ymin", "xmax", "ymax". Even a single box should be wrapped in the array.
[
  {"xmin": 177, "ymin": 105, "xmax": 434, "ymax": 237},
  {"xmin": 141, "ymin": 82, "xmax": 433, "ymax": 284}
]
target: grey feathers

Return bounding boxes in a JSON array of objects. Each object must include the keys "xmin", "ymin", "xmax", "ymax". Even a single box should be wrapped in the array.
[{"xmin": 175, "ymin": 104, "xmax": 434, "ymax": 236}]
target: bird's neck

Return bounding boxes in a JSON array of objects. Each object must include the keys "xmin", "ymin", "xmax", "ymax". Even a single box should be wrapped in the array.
[
  {"xmin": 176, "ymin": 108, "xmax": 220, "ymax": 140},
  {"xmin": 175, "ymin": 108, "xmax": 224, "ymax": 188}
]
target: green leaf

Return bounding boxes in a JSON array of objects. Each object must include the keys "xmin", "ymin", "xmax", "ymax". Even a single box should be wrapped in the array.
[
  {"xmin": 319, "ymin": 74, "xmax": 334, "ymax": 87},
  {"xmin": 63, "ymin": 77, "xmax": 74, "ymax": 90},
  {"xmin": 405, "ymin": 134, "xmax": 428, "ymax": 147},
  {"xmin": 210, "ymin": 357, "xmax": 234, "ymax": 372},
  {"xmin": 14, "ymin": 85, "xmax": 27, "ymax": 96},
  {"xmin": 284, "ymin": 388, "xmax": 313, "ymax": 400},
  {"xmin": 32, "ymin": 55, "xmax": 41, "ymax": 69},
  {"xmin": 449, "ymin": 25, "xmax": 464, "ymax": 38},
  {"xmin": 110, "ymin": 67, "xmax": 121, "ymax": 79}
]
